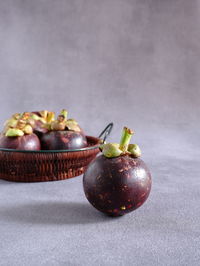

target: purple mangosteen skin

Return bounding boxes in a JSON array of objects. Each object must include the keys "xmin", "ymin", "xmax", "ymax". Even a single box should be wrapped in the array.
[
  {"xmin": 40, "ymin": 130, "xmax": 87, "ymax": 150},
  {"xmin": 33, "ymin": 120, "xmax": 48, "ymax": 137},
  {"xmin": 31, "ymin": 111, "xmax": 41, "ymax": 117},
  {"xmin": 83, "ymin": 154, "xmax": 152, "ymax": 216},
  {"xmin": 0, "ymin": 133, "xmax": 41, "ymax": 150},
  {"xmin": 30, "ymin": 112, "xmax": 48, "ymax": 136}
]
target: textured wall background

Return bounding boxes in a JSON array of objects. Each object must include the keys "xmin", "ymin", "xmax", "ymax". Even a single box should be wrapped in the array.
[
  {"xmin": 0, "ymin": 0, "xmax": 199, "ymax": 151},
  {"xmin": 0, "ymin": 1, "xmax": 200, "ymax": 266}
]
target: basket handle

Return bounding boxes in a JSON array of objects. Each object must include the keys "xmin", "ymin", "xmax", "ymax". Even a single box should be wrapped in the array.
[{"xmin": 98, "ymin": 122, "xmax": 113, "ymax": 143}]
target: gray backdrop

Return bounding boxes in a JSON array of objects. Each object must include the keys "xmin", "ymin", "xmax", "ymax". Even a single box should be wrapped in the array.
[{"xmin": 0, "ymin": 0, "xmax": 200, "ymax": 265}]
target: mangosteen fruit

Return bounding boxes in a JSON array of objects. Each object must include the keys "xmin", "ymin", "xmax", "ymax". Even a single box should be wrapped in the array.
[
  {"xmin": 0, "ymin": 118, "xmax": 41, "ymax": 150},
  {"xmin": 40, "ymin": 109, "xmax": 87, "ymax": 150},
  {"xmin": 83, "ymin": 127, "xmax": 152, "ymax": 216},
  {"xmin": 30, "ymin": 110, "xmax": 55, "ymax": 137}
]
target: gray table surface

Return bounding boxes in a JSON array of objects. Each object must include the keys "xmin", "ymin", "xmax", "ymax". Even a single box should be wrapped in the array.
[
  {"xmin": 0, "ymin": 0, "xmax": 200, "ymax": 265},
  {"xmin": 0, "ymin": 130, "xmax": 200, "ymax": 266}
]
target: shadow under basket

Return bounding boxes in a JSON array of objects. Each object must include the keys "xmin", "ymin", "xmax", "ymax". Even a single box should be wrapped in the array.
[{"xmin": 0, "ymin": 123, "xmax": 113, "ymax": 182}]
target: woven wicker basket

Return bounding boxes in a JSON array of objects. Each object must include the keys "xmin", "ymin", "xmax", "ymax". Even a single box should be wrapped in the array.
[{"xmin": 0, "ymin": 123, "xmax": 113, "ymax": 182}]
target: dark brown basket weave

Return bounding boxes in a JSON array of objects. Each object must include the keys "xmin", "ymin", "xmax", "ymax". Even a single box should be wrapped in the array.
[
  {"xmin": 0, "ymin": 123, "xmax": 113, "ymax": 182},
  {"xmin": 0, "ymin": 136, "xmax": 100, "ymax": 182}
]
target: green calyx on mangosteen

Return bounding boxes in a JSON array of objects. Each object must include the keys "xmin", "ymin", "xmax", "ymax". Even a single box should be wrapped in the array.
[
  {"xmin": 4, "ymin": 118, "xmax": 33, "ymax": 137},
  {"xmin": 47, "ymin": 109, "xmax": 81, "ymax": 133},
  {"xmin": 5, "ymin": 128, "xmax": 24, "ymax": 137},
  {"xmin": 101, "ymin": 127, "xmax": 141, "ymax": 158}
]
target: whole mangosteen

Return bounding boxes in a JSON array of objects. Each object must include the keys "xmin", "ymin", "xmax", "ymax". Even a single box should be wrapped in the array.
[
  {"xmin": 0, "ymin": 118, "xmax": 41, "ymax": 150},
  {"xmin": 83, "ymin": 127, "xmax": 152, "ymax": 216},
  {"xmin": 40, "ymin": 109, "xmax": 87, "ymax": 150}
]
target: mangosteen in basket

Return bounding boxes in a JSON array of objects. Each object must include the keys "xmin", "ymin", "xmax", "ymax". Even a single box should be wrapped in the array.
[
  {"xmin": 83, "ymin": 127, "xmax": 152, "ymax": 217},
  {"xmin": 0, "ymin": 118, "xmax": 41, "ymax": 150},
  {"xmin": 40, "ymin": 109, "xmax": 87, "ymax": 150},
  {"xmin": 30, "ymin": 110, "xmax": 55, "ymax": 137}
]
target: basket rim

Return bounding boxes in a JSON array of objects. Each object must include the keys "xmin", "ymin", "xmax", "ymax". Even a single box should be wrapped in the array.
[{"xmin": 0, "ymin": 135, "xmax": 101, "ymax": 154}]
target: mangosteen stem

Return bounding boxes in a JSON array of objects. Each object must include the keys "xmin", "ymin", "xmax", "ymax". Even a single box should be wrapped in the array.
[
  {"xmin": 119, "ymin": 127, "xmax": 134, "ymax": 152},
  {"xmin": 60, "ymin": 109, "xmax": 68, "ymax": 120}
]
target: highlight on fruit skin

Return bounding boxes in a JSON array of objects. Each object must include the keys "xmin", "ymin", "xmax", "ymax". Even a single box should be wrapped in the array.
[
  {"xmin": 40, "ymin": 130, "xmax": 87, "ymax": 150},
  {"xmin": 0, "ymin": 133, "xmax": 41, "ymax": 150}
]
